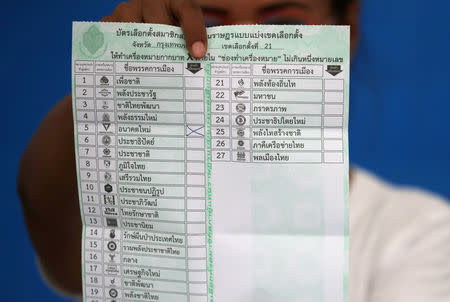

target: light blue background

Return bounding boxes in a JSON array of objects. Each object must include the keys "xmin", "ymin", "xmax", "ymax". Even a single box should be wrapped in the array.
[{"xmin": 1, "ymin": 0, "xmax": 448, "ymax": 300}]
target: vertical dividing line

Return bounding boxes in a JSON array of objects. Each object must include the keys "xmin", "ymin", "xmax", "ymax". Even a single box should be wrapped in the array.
[
  {"xmin": 92, "ymin": 62, "xmax": 105, "ymax": 300},
  {"xmin": 249, "ymin": 66, "xmax": 253, "ymax": 163},
  {"xmin": 322, "ymin": 77, "xmax": 325, "ymax": 163},
  {"xmin": 228, "ymin": 64, "xmax": 232, "ymax": 162},
  {"xmin": 204, "ymin": 63, "xmax": 214, "ymax": 302},
  {"xmin": 183, "ymin": 71, "xmax": 190, "ymax": 301},
  {"xmin": 75, "ymin": 63, "xmax": 86, "ymax": 302},
  {"xmin": 112, "ymin": 63, "xmax": 123, "ymax": 299}
]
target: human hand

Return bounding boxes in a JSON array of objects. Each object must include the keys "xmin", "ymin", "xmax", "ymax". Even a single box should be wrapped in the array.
[{"xmin": 102, "ymin": 0, "xmax": 207, "ymax": 58}]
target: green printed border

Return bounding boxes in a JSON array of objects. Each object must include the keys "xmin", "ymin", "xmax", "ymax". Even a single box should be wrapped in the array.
[{"xmin": 204, "ymin": 63, "xmax": 214, "ymax": 302}]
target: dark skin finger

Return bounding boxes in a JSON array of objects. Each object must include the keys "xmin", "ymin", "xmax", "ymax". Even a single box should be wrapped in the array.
[
  {"xmin": 102, "ymin": 0, "xmax": 207, "ymax": 58},
  {"xmin": 142, "ymin": 0, "xmax": 174, "ymax": 25},
  {"xmin": 169, "ymin": 0, "xmax": 207, "ymax": 58},
  {"xmin": 109, "ymin": 0, "xmax": 143, "ymax": 22}
]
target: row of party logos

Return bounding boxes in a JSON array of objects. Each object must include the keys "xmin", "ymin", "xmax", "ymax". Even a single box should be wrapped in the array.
[{"xmin": 75, "ymin": 74, "xmax": 343, "ymax": 91}]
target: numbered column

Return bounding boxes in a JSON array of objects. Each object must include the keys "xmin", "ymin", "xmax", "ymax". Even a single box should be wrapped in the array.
[
  {"xmin": 75, "ymin": 60, "xmax": 104, "ymax": 301},
  {"xmin": 211, "ymin": 64, "xmax": 231, "ymax": 162}
]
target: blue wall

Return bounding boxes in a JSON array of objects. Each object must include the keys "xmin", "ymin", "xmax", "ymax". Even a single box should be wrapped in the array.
[{"xmin": 1, "ymin": 0, "xmax": 448, "ymax": 300}]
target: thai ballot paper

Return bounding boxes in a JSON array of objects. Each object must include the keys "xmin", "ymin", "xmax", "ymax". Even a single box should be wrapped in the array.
[{"xmin": 72, "ymin": 22, "xmax": 349, "ymax": 302}]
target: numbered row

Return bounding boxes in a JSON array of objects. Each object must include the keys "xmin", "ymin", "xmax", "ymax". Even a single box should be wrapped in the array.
[
  {"xmin": 79, "ymin": 170, "xmax": 205, "ymax": 185},
  {"xmin": 76, "ymin": 111, "xmax": 340, "ymax": 132},
  {"xmin": 78, "ymin": 135, "xmax": 205, "ymax": 149},
  {"xmin": 85, "ymin": 272, "xmax": 207, "ymax": 288},
  {"xmin": 76, "ymin": 111, "xmax": 205, "ymax": 124},
  {"xmin": 211, "ymin": 89, "xmax": 323, "ymax": 102},
  {"xmin": 75, "ymin": 87, "xmax": 204, "ymax": 101},
  {"xmin": 213, "ymin": 115, "xmax": 344, "ymax": 127},
  {"xmin": 83, "ymin": 204, "xmax": 206, "ymax": 219},
  {"xmin": 212, "ymin": 102, "xmax": 333, "ymax": 115},
  {"xmin": 76, "ymin": 99, "xmax": 205, "ymax": 113},
  {"xmin": 81, "ymin": 87, "xmax": 340, "ymax": 103},
  {"xmin": 214, "ymin": 111, "xmax": 344, "ymax": 132},
  {"xmin": 211, "ymin": 139, "xmax": 343, "ymax": 151},
  {"xmin": 78, "ymin": 123, "xmax": 207, "ymax": 136},
  {"xmin": 85, "ymin": 246, "xmax": 206, "ymax": 263},
  {"xmin": 212, "ymin": 151, "xmax": 343, "ymax": 163},
  {"xmin": 211, "ymin": 114, "xmax": 343, "ymax": 127},
  {"xmin": 81, "ymin": 183, "xmax": 205, "ymax": 198},
  {"xmin": 211, "ymin": 77, "xmax": 344, "ymax": 92},
  {"xmin": 82, "ymin": 194, "xmax": 206, "ymax": 211},
  {"xmin": 85, "ymin": 286, "xmax": 207, "ymax": 301},
  {"xmin": 211, "ymin": 125, "xmax": 340, "ymax": 139},
  {"xmin": 79, "ymin": 159, "xmax": 206, "ymax": 173},
  {"xmin": 76, "ymin": 74, "xmax": 204, "ymax": 88},
  {"xmin": 78, "ymin": 131, "xmax": 343, "ymax": 151},
  {"xmin": 85, "ymin": 217, "xmax": 206, "ymax": 234},
  {"xmin": 78, "ymin": 146, "xmax": 205, "ymax": 162},
  {"xmin": 75, "ymin": 86, "xmax": 340, "ymax": 105}
]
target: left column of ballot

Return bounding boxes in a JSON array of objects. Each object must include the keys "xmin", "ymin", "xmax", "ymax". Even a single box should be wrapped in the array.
[{"xmin": 74, "ymin": 60, "xmax": 194, "ymax": 302}]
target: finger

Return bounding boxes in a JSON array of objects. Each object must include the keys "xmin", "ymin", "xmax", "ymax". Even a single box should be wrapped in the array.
[
  {"xmin": 100, "ymin": 14, "xmax": 118, "ymax": 22},
  {"xmin": 141, "ymin": 0, "xmax": 174, "ymax": 25},
  {"xmin": 169, "ymin": 0, "xmax": 207, "ymax": 58},
  {"xmin": 110, "ymin": 0, "xmax": 143, "ymax": 23}
]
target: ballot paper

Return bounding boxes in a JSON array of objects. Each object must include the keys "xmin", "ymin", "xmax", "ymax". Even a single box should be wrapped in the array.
[{"xmin": 72, "ymin": 22, "xmax": 349, "ymax": 302}]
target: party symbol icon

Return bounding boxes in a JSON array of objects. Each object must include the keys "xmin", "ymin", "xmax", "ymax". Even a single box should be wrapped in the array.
[{"xmin": 107, "ymin": 241, "xmax": 117, "ymax": 251}]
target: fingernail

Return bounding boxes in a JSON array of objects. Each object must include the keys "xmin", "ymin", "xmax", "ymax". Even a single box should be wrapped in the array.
[{"xmin": 191, "ymin": 41, "xmax": 206, "ymax": 58}]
